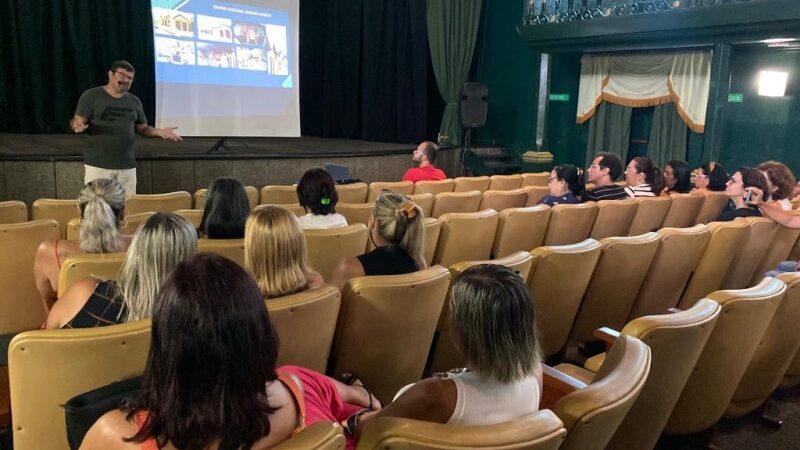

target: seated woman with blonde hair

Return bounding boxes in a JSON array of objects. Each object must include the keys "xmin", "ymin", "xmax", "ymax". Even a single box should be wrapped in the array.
[
  {"xmin": 244, "ymin": 206, "xmax": 324, "ymax": 298},
  {"xmin": 34, "ymin": 178, "xmax": 133, "ymax": 305},
  {"xmin": 329, "ymin": 192, "xmax": 426, "ymax": 290},
  {"xmin": 45, "ymin": 213, "xmax": 197, "ymax": 329}
]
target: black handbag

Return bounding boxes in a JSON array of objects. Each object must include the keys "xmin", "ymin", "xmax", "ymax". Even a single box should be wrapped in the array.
[{"xmin": 64, "ymin": 376, "xmax": 142, "ymax": 450}]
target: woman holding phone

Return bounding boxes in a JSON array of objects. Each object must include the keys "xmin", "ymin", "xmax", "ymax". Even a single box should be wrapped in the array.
[{"xmin": 716, "ymin": 167, "xmax": 770, "ymax": 222}]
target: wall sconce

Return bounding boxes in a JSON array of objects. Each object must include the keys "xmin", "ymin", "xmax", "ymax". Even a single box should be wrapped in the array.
[{"xmin": 758, "ymin": 70, "xmax": 789, "ymax": 97}]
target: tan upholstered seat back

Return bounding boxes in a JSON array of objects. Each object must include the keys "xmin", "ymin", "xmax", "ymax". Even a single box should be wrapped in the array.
[
  {"xmin": 543, "ymin": 203, "xmax": 599, "ymax": 246},
  {"xmin": 367, "ymin": 181, "xmax": 414, "ymax": 202},
  {"xmin": 720, "ymin": 217, "xmax": 778, "ymax": 290},
  {"xmin": 32, "ymin": 199, "xmax": 80, "ymax": 239},
  {"xmin": 678, "ymin": 220, "xmax": 749, "ymax": 309},
  {"xmin": 555, "ymin": 335, "xmax": 651, "ymax": 450},
  {"xmin": 570, "ymin": 233, "xmax": 661, "ymax": 342},
  {"xmin": 751, "ymin": 219, "xmax": 800, "ymax": 286},
  {"xmin": 255, "ymin": 203, "xmax": 305, "ymax": 216},
  {"xmin": 521, "ymin": 172, "xmax": 551, "ymax": 187},
  {"xmin": 694, "ymin": 191, "xmax": 730, "ymax": 224},
  {"xmin": 260, "ymin": 185, "xmax": 298, "ymax": 205},
  {"xmin": 782, "ymin": 343, "xmax": 800, "ymax": 389},
  {"xmin": 57, "ymin": 253, "xmax": 125, "ymax": 298},
  {"xmin": 413, "ymin": 179, "xmax": 454, "ymax": 195},
  {"xmin": 0, "ymin": 219, "xmax": 59, "ymax": 334},
  {"xmin": 628, "ymin": 225, "xmax": 710, "ymax": 319},
  {"xmin": 305, "ymin": 224, "xmax": 368, "ymax": 281},
  {"xmin": 627, "ymin": 196, "xmax": 672, "ymax": 236},
  {"xmin": 336, "ymin": 182, "xmax": 368, "ymax": 203},
  {"xmin": 430, "ymin": 191, "xmax": 481, "ymax": 218},
  {"xmin": 0, "ymin": 201, "xmax": 27, "ymax": 224},
  {"xmin": 479, "ymin": 189, "xmax": 528, "ymax": 212},
  {"xmin": 429, "ymin": 251, "xmax": 535, "ymax": 374},
  {"xmin": 488, "ymin": 174, "xmax": 522, "ymax": 191},
  {"xmin": 173, "ymin": 209, "xmax": 203, "ymax": 228},
  {"xmin": 432, "ymin": 210, "xmax": 499, "ymax": 268},
  {"xmin": 337, "ymin": 203, "xmax": 373, "ymax": 226},
  {"xmin": 272, "ymin": 422, "xmax": 345, "ymax": 450},
  {"xmin": 601, "ymin": 299, "xmax": 721, "ymax": 450},
  {"xmin": 406, "ymin": 193, "xmax": 434, "ymax": 218},
  {"xmin": 198, "ymin": 238, "xmax": 245, "ymax": 267},
  {"xmin": 453, "ymin": 176, "xmax": 490, "ymax": 193},
  {"xmin": 65, "ymin": 218, "xmax": 81, "ymax": 241},
  {"xmin": 194, "ymin": 186, "xmax": 258, "ymax": 210},
  {"xmin": 665, "ymin": 278, "xmax": 786, "ymax": 434},
  {"xmin": 493, "ymin": 205, "xmax": 550, "ymax": 258},
  {"xmin": 524, "ymin": 186, "xmax": 550, "ymax": 206},
  {"xmin": 529, "ymin": 239, "xmax": 602, "ymax": 357},
  {"xmin": 422, "ymin": 217, "xmax": 442, "ymax": 267},
  {"xmin": 357, "ymin": 410, "xmax": 566, "ymax": 450},
  {"xmin": 589, "ymin": 198, "xmax": 638, "ymax": 240},
  {"xmin": 726, "ymin": 272, "xmax": 800, "ymax": 417},
  {"xmin": 332, "ymin": 266, "xmax": 450, "ymax": 403},
  {"xmin": 8, "ymin": 320, "xmax": 151, "ymax": 450},
  {"xmin": 268, "ymin": 284, "xmax": 341, "ymax": 373},
  {"xmin": 661, "ymin": 193, "xmax": 706, "ymax": 228},
  {"xmin": 125, "ymin": 191, "xmax": 192, "ymax": 215}
]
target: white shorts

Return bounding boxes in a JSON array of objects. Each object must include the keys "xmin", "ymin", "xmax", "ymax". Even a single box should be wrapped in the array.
[{"xmin": 84, "ymin": 165, "xmax": 137, "ymax": 196}]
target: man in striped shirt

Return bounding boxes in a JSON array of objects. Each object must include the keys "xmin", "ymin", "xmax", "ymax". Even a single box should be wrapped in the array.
[{"xmin": 584, "ymin": 152, "xmax": 628, "ymax": 201}]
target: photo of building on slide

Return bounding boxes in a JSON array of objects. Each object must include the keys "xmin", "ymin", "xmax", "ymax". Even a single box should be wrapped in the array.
[
  {"xmin": 197, "ymin": 15, "xmax": 233, "ymax": 43},
  {"xmin": 236, "ymin": 47, "xmax": 268, "ymax": 71},
  {"xmin": 155, "ymin": 37, "xmax": 197, "ymax": 65},
  {"xmin": 233, "ymin": 21, "xmax": 267, "ymax": 46},
  {"xmin": 152, "ymin": 7, "xmax": 195, "ymax": 38},
  {"xmin": 265, "ymin": 24, "xmax": 288, "ymax": 75},
  {"xmin": 197, "ymin": 42, "xmax": 236, "ymax": 68}
]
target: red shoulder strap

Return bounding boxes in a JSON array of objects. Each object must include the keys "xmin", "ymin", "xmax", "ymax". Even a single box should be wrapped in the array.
[{"xmin": 276, "ymin": 372, "xmax": 306, "ymax": 435}]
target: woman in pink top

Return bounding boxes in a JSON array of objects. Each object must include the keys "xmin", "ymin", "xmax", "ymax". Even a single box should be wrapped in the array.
[{"xmin": 81, "ymin": 254, "xmax": 378, "ymax": 450}]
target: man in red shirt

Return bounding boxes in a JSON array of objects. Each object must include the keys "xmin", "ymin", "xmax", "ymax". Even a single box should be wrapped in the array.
[{"xmin": 401, "ymin": 141, "xmax": 447, "ymax": 182}]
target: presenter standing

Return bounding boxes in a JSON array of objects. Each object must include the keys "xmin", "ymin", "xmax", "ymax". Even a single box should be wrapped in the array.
[{"xmin": 71, "ymin": 60, "xmax": 181, "ymax": 195}]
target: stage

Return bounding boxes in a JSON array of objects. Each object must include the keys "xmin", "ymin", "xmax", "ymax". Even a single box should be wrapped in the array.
[{"xmin": 0, "ymin": 134, "xmax": 461, "ymax": 206}]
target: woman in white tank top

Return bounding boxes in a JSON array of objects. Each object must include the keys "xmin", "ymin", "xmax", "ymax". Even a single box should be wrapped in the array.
[{"xmin": 352, "ymin": 264, "xmax": 543, "ymax": 437}]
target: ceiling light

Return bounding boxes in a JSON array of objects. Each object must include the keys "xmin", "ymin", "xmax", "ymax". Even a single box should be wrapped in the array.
[{"xmin": 758, "ymin": 70, "xmax": 788, "ymax": 97}]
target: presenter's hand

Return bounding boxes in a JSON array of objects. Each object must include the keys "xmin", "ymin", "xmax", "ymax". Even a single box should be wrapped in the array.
[
  {"xmin": 159, "ymin": 127, "xmax": 182, "ymax": 141},
  {"xmin": 71, "ymin": 121, "xmax": 89, "ymax": 134}
]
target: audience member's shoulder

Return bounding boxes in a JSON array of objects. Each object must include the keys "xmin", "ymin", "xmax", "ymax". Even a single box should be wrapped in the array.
[{"xmin": 81, "ymin": 409, "xmax": 140, "ymax": 450}]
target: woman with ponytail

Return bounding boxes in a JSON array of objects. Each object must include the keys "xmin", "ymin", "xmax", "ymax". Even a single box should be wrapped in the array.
[
  {"xmin": 34, "ymin": 178, "xmax": 132, "ymax": 305},
  {"xmin": 624, "ymin": 157, "xmax": 663, "ymax": 197},
  {"xmin": 296, "ymin": 168, "xmax": 348, "ymax": 229},
  {"xmin": 330, "ymin": 192, "xmax": 426, "ymax": 290},
  {"xmin": 537, "ymin": 164, "xmax": 584, "ymax": 206}
]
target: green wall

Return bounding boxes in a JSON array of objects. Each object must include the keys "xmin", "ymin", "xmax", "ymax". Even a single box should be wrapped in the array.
[{"xmin": 546, "ymin": 53, "xmax": 588, "ymax": 166}]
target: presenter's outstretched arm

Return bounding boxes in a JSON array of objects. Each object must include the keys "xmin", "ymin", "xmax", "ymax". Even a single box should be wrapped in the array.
[
  {"xmin": 747, "ymin": 187, "xmax": 800, "ymax": 228},
  {"xmin": 136, "ymin": 123, "xmax": 182, "ymax": 141},
  {"xmin": 70, "ymin": 115, "xmax": 89, "ymax": 133}
]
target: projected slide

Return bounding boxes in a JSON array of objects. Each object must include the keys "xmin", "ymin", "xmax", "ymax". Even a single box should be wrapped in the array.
[{"xmin": 151, "ymin": 0, "xmax": 299, "ymax": 137}]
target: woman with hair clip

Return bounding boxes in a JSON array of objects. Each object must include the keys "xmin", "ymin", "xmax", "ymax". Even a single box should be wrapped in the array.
[
  {"xmin": 537, "ymin": 164, "xmax": 584, "ymax": 206},
  {"xmin": 692, "ymin": 161, "xmax": 728, "ymax": 193},
  {"xmin": 245, "ymin": 205, "xmax": 324, "ymax": 298},
  {"xmin": 716, "ymin": 166, "xmax": 770, "ymax": 222},
  {"xmin": 624, "ymin": 156, "xmax": 664, "ymax": 197},
  {"xmin": 45, "ymin": 213, "xmax": 197, "ymax": 329},
  {"xmin": 757, "ymin": 160, "xmax": 796, "ymax": 211},
  {"xmin": 296, "ymin": 168, "xmax": 348, "ymax": 229},
  {"xmin": 80, "ymin": 254, "xmax": 379, "ymax": 450},
  {"xmin": 34, "ymin": 178, "xmax": 133, "ymax": 305},
  {"xmin": 664, "ymin": 160, "xmax": 692, "ymax": 194},
  {"xmin": 329, "ymin": 192, "xmax": 426, "ymax": 290},
  {"xmin": 198, "ymin": 177, "xmax": 250, "ymax": 239},
  {"xmin": 350, "ymin": 264, "xmax": 542, "ymax": 439}
]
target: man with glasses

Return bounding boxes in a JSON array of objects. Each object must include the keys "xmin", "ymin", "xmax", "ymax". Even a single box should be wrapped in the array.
[
  {"xmin": 584, "ymin": 152, "xmax": 627, "ymax": 201},
  {"xmin": 401, "ymin": 141, "xmax": 446, "ymax": 182},
  {"xmin": 71, "ymin": 60, "xmax": 181, "ymax": 195}
]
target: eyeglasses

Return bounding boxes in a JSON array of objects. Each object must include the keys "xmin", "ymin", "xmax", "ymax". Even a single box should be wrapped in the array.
[
  {"xmin": 696, "ymin": 174, "xmax": 709, "ymax": 179},
  {"xmin": 589, "ymin": 164, "xmax": 600, "ymax": 169},
  {"xmin": 113, "ymin": 71, "xmax": 134, "ymax": 81},
  {"xmin": 548, "ymin": 177, "xmax": 559, "ymax": 183}
]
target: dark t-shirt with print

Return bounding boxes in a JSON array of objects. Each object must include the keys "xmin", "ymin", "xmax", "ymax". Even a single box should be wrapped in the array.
[{"xmin": 75, "ymin": 87, "xmax": 147, "ymax": 169}]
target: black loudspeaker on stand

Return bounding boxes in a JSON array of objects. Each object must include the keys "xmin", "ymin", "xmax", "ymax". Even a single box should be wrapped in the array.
[{"xmin": 458, "ymin": 82, "xmax": 488, "ymax": 176}]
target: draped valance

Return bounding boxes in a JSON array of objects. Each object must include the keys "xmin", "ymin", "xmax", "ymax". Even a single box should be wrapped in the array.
[{"xmin": 576, "ymin": 51, "xmax": 712, "ymax": 133}]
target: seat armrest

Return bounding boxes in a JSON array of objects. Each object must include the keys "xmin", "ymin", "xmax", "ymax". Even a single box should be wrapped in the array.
[
  {"xmin": 592, "ymin": 327, "xmax": 621, "ymax": 351},
  {"xmin": 540, "ymin": 364, "xmax": 588, "ymax": 410},
  {"xmin": 667, "ymin": 307, "xmax": 682, "ymax": 314}
]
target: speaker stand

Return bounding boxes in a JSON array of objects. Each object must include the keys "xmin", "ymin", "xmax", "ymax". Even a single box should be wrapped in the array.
[{"xmin": 206, "ymin": 138, "xmax": 231, "ymax": 155}]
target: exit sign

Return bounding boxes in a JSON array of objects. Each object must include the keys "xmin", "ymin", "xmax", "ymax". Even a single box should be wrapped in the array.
[
  {"xmin": 728, "ymin": 93, "xmax": 744, "ymax": 103},
  {"xmin": 549, "ymin": 94, "xmax": 570, "ymax": 102}
]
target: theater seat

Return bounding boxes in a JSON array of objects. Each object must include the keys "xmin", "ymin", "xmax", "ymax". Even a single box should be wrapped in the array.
[
  {"xmin": 32, "ymin": 198, "xmax": 80, "ymax": 239},
  {"xmin": 125, "ymin": 191, "xmax": 192, "ymax": 215},
  {"xmin": 406, "ymin": 193, "xmax": 434, "ymax": 218},
  {"xmin": 432, "ymin": 209, "xmax": 498, "ymax": 268},
  {"xmin": 173, "ymin": 209, "xmax": 203, "ymax": 229},
  {"xmin": 719, "ymin": 217, "xmax": 778, "ymax": 290},
  {"xmin": 337, "ymin": 203, "xmax": 373, "ymax": 226},
  {"xmin": 356, "ymin": 410, "xmax": 566, "ymax": 450},
  {"xmin": 556, "ymin": 299, "xmax": 720, "ymax": 450},
  {"xmin": 422, "ymin": 217, "xmax": 442, "ymax": 267},
  {"xmin": 478, "ymin": 189, "xmax": 527, "ymax": 212},
  {"xmin": 589, "ymin": 198, "xmax": 638, "ymax": 240},
  {"xmin": 430, "ymin": 191, "xmax": 481, "ymax": 218},
  {"xmin": 57, "ymin": 252, "xmax": 125, "ymax": 298},
  {"xmin": 413, "ymin": 179, "xmax": 454, "ymax": 195},
  {"xmin": 492, "ymin": 205, "xmax": 550, "ymax": 258},
  {"xmin": 665, "ymin": 278, "xmax": 785, "ymax": 434},
  {"xmin": 528, "ymin": 239, "xmax": 602, "ymax": 358},
  {"xmin": 488, "ymin": 174, "xmax": 522, "ymax": 191},
  {"xmin": 260, "ymin": 185, "xmax": 298, "ymax": 205},
  {"xmin": 268, "ymin": 284, "xmax": 341, "ymax": 373},
  {"xmin": 8, "ymin": 320, "xmax": 151, "ymax": 450},
  {"xmin": 543, "ymin": 203, "xmax": 598, "ymax": 246},
  {"xmin": 305, "ymin": 224, "xmax": 368, "ymax": 281},
  {"xmin": 0, "ymin": 219, "xmax": 59, "ymax": 334},
  {"xmin": 545, "ymin": 335, "xmax": 651, "ymax": 450},
  {"xmin": 273, "ymin": 422, "xmax": 345, "ymax": 450},
  {"xmin": 198, "ymin": 238, "xmax": 245, "ymax": 267},
  {"xmin": 521, "ymin": 172, "xmax": 551, "ymax": 187},
  {"xmin": 453, "ymin": 176, "xmax": 490, "ymax": 193},
  {"xmin": 255, "ymin": 203, "xmax": 305, "ymax": 216},
  {"xmin": 627, "ymin": 196, "xmax": 672, "ymax": 236},
  {"xmin": 694, "ymin": 191, "xmax": 730, "ymax": 224},
  {"xmin": 661, "ymin": 193, "xmax": 706, "ymax": 228},
  {"xmin": 0, "ymin": 200, "xmax": 27, "ymax": 224},
  {"xmin": 367, "ymin": 181, "xmax": 414, "ymax": 202},
  {"xmin": 194, "ymin": 185, "xmax": 259, "ymax": 210},
  {"xmin": 751, "ymin": 217, "xmax": 800, "ymax": 286},
  {"xmin": 331, "ymin": 266, "xmax": 450, "ymax": 403},
  {"xmin": 523, "ymin": 186, "xmax": 550, "ymax": 206},
  {"xmin": 336, "ymin": 182, "xmax": 368, "ymax": 204}
]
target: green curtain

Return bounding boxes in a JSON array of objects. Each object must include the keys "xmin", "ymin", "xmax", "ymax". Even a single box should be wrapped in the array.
[
  {"xmin": 585, "ymin": 101, "xmax": 632, "ymax": 168},
  {"xmin": 427, "ymin": 0, "xmax": 482, "ymax": 146},
  {"xmin": 647, "ymin": 102, "xmax": 688, "ymax": 167}
]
